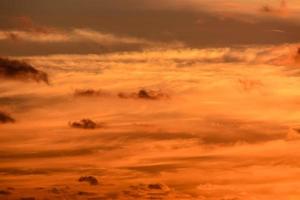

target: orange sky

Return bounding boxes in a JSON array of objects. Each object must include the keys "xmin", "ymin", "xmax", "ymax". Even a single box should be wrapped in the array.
[{"xmin": 1, "ymin": 1, "xmax": 300, "ymax": 200}]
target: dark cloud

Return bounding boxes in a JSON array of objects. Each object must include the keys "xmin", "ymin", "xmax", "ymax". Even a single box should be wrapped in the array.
[
  {"xmin": 0, "ymin": 190, "xmax": 11, "ymax": 195},
  {"xmin": 74, "ymin": 88, "xmax": 169, "ymax": 100},
  {"xmin": 74, "ymin": 89, "xmax": 110, "ymax": 97},
  {"xmin": 0, "ymin": 111, "xmax": 15, "ymax": 124},
  {"xmin": 118, "ymin": 89, "xmax": 169, "ymax": 100},
  {"xmin": 78, "ymin": 176, "xmax": 99, "ymax": 185},
  {"xmin": 0, "ymin": 57, "xmax": 49, "ymax": 83},
  {"xmin": 78, "ymin": 191, "xmax": 97, "ymax": 196},
  {"xmin": 69, "ymin": 119, "xmax": 103, "ymax": 129},
  {"xmin": 148, "ymin": 184, "xmax": 164, "ymax": 190}
]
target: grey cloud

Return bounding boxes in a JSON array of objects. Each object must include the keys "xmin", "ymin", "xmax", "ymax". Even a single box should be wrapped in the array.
[
  {"xmin": 69, "ymin": 119, "xmax": 103, "ymax": 130},
  {"xmin": 118, "ymin": 89, "xmax": 170, "ymax": 100},
  {"xmin": 78, "ymin": 176, "xmax": 99, "ymax": 186},
  {"xmin": 74, "ymin": 89, "xmax": 110, "ymax": 98},
  {"xmin": 0, "ymin": 57, "xmax": 49, "ymax": 83},
  {"xmin": 73, "ymin": 88, "xmax": 170, "ymax": 100}
]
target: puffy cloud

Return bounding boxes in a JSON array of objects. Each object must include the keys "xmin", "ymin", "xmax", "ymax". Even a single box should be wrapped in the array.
[
  {"xmin": 69, "ymin": 119, "xmax": 102, "ymax": 129},
  {"xmin": 0, "ymin": 57, "xmax": 49, "ymax": 83},
  {"xmin": 78, "ymin": 176, "xmax": 99, "ymax": 185}
]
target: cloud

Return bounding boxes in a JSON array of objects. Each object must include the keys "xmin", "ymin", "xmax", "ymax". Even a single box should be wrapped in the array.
[
  {"xmin": 22, "ymin": 43, "xmax": 300, "ymax": 72},
  {"xmin": 0, "ymin": 28, "xmax": 156, "ymax": 46},
  {"xmin": 77, "ymin": 191, "xmax": 97, "ymax": 196},
  {"xmin": 74, "ymin": 88, "xmax": 169, "ymax": 100},
  {"xmin": 118, "ymin": 89, "xmax": 170, "ymax": 100},
  {"xmin": 0, "ymin": 57, "xmax": 49, "ymax": 83},
  {"xmin": 69, "ymin": 119, "xmax": 103, "ymax": 129},
  {"xmin": 0, "ymin": 190, "xmax": 11, "ymax": 195},
  {"xmin": 78, "ymin": 176, "xmax": 99, "ymax": 186},
  {"xmin": 0, "ymin": 111, "xmax": 15, "ymax": 124},
  {"xmin": 74, "ymin": 89, "xmax": 110, "ymax": 98}
]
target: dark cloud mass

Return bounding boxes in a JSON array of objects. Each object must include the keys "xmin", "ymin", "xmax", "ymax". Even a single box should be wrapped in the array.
[
  {"xmin": 0, "ymin": 111, "xmax": 15, "ymax": 124},
  {"xmin": 0, "ymin": 57, "xmax": 49, "ymax": 83},
  {"xmin": 118, "ymin": 89, "xmax": 169, "ymax": 100},
  {"xmin": 78, "ymin": 176, "xmax": 99, "ymax": 185},
  {"xmin": 74, "ymin": 88, "xmax": 169, "ymax": 100},
  {"xmin": 0, "ymin": 190, "xmax": 11, "ymax": 195},
  {"xmin": 69, "ymin": 119, "xmax": 102, "ymax": 129}
]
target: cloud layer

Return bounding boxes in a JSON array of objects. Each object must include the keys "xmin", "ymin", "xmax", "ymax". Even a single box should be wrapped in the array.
[{"xmin": 1, "ymin": 30, "xmax": 300, "ymax": 200}]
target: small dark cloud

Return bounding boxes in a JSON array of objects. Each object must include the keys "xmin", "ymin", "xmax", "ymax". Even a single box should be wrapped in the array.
[
  {"xmin": 78, "ymin": 176, "xmax": 99, "ymax": 186},
  {"xmin": 78, "ymin": 191, "xmax": 97, "ymax": 196},
  {"xmin": 148, "ymin": 184, "xmax": 164, "ymax": 190},
  {"xmin": 0, "ymin": 57, "xmax": 49, "ymax": 84},
  {"xmin": 118, "ymin": 89, "xmax": 169, "ymax": 100},
  {"xmin": 69, "ymin": 119, "xmax": 102, "ymax": 129},
  {"xmin": 74, "ymin": 89, "xmax": 109, "ymax": 97},
  {"xmin": 0, "ymin": 111, "xmax": 15, "ymax": 124},
  {"xmin": 0, "ymin": 190, "xmax": 11, "ymax": 195}
]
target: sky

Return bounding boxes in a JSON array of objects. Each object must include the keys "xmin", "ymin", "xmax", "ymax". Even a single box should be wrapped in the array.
[{"xmin": 0, "ymin": 0, "xmax": 300, "ymax": 200}]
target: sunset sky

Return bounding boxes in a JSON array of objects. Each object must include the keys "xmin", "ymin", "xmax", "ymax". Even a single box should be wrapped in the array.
[{"xmin": 1, "ymin": 1, "xmax": 300, "ymax": 200}]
